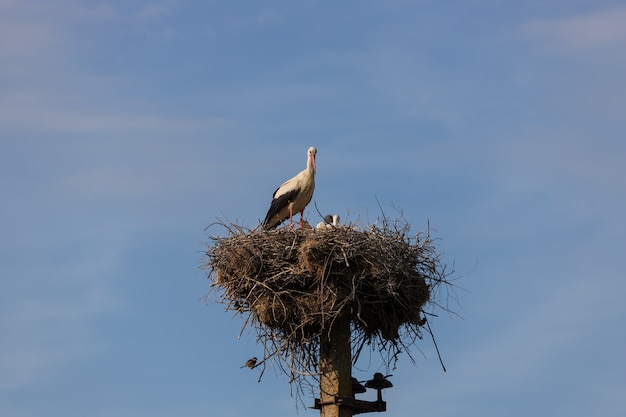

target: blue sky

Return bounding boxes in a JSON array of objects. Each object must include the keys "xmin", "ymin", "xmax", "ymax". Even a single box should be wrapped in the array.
[{"xmin": 1, "ymin": 1, "xmax": 625, "ymax": 416}]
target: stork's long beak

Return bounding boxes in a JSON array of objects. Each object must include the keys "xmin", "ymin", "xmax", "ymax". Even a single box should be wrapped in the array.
[{"xmin": 311, "ymin": 154, "xmax": 316, "ymax": 173}]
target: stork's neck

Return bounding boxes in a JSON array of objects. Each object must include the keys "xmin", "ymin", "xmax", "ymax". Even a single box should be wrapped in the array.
[{"xmin": 308, "ymin": 155, "xmax": 316, "ymax": 175}]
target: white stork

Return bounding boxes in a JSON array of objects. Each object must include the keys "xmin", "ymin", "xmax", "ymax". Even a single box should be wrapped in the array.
[
  {"xmin": 316, "ymin": 214, "xmax": 341, "ymax": 229},
  {"xmin": 262, "ymin": 147, "xmax": 317, "ymax": 230},
  {"xmin": 316, "ymin": 214, "xmax": 334, "ymax": 229}
]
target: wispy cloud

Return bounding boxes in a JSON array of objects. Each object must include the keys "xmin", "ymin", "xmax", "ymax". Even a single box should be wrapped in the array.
[
  {"xmin": 0, "ymin": 100, "xmax": 228, "ymax": 133},
  {"xmin": 138, "ymin": 1, "xmax": 174, "ymax": 19},
  {"xmin": 0, "ymin": 0, "xmax": 116, "ymax": 62},
  {"xmin": 0, "ymin": 0, "xmax": 233, "ymax": 145},
  {"xmin": 523, "ymin": 6, "xmax": 626, "ymax": 51}
]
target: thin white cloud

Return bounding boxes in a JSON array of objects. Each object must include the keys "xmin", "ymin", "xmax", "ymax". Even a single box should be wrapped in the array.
[
  {"xmin": 0, "ymin": 20, "xmax": 62, "ymax": 61},
  {"xmin": 0, "ymin": 102, "xmax": 228, "ymax": 133},
  {"xmin": 53, "ymin": 159, "xmax": 207, "ymax": 204},
  {"xmin": 0, "ymin": 0, "xmax": 223, "ymax": 137},
  {"xmin": 138, "ymin": 1, "xmax": 174, "ymax": 19},
  {"xmin": 0, "ymin": 10, "xmax": 73, "ymax": 80},
  {"xmin": 135, "ymin": 0, "xmax": 180, "ymax": 38},
  {"xmin": 0, "ymin": 1, "xmax": 108, "ymax": 97},
  {"xmin": 0, "ymin": 1, "xmax": 116, "ymax": 61},
  {"xmin": 523, "ymin": 6, "xmax": 626, "ymax": 51}
]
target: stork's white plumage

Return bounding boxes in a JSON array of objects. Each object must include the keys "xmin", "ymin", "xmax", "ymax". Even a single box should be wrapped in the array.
[
  {"xmin": 316, "ymin": 214, "xmax": 334, "ymax": 229},
  {"xmin": 262, "ymin": 147, "xmax": 317, "ymax": 230},
  {"xmin": 316, "ymin": 214, "xmax": 341, "ymax": 229}
]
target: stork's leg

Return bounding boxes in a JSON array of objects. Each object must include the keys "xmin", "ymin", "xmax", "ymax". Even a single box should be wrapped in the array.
[{"xmin": 289, "ymin": 207, "xmax": 294, "ymax": 228}]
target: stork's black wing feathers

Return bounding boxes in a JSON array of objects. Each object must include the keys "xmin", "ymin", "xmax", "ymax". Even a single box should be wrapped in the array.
[{"xmin": 262, "ymin": 188, "xmax": 300, "ymax": 229}]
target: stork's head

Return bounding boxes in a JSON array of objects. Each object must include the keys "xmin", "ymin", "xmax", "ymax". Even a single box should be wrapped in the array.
[{"xmin": 307, "ymin": 147, "xmax": 317, "ymax": 173}]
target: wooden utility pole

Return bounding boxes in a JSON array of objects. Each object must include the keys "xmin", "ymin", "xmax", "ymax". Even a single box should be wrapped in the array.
[{"xmin": 319, "ymin": 312, "xmax": 352, "ymax": 417}]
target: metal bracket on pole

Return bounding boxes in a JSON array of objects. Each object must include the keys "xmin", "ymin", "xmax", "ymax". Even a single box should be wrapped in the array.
[{"xmin": 312, "ymin": 396, "xmax": 387, "ymax": 414}]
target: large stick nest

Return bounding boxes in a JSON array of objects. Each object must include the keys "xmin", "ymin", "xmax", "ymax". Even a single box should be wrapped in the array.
[{"xmin": 204, "ymin": 217, "xmax": 452, "ymax": 391}]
